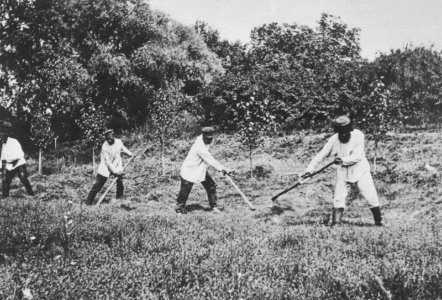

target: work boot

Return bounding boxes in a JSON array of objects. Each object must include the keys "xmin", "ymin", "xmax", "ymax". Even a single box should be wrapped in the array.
[
  {"xmin": 175, "ymin": 206, "xmax": 187, "ymax": 214},
  {"xmin": 321, "ymin": 209, "xmax": 332, "ymax": 226},
  {"xmin": 370, "ymin": 207, "xmax": 383, "ymax": 226},
  {"xmin": 331, "ymin": 207, "xmax": 344, "ymax": 227},
  {"xmin": 211, "ymin": 207, "xmax": 221, "ymax": 214}
]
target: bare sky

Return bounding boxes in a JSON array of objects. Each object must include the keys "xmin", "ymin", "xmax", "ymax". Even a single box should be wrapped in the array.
[{"xmin": 148, "ymin": 0, "xmax": 442, "ymax": 60}]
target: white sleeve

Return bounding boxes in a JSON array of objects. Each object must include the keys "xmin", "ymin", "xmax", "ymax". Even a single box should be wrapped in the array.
[
  {"xmin": 197, "ymin": 147, "xmax": 224, "ymax": 171},
  {"xmin": 0, "ymin": 144, "xmax": 5, "ymax": 161},
  {"xmin": 305, "ymin": 136, "xmax": 334, "ymax": 173},
  {"xmin": 120, "ymin": 141, "xmax": 133, "ymax": 156}
]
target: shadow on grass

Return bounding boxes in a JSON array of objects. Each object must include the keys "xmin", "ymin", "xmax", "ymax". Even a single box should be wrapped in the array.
[
  {"xmin": 285, "ymin": 219, "xmax": 322, "ymax": 226},
  {"xmin": 342, "ymin": 220, "xmax": 379, "ymax": 227},
  {"xmin": 185, "ymin": 203, "xmax": 210, "ymax": 212}
]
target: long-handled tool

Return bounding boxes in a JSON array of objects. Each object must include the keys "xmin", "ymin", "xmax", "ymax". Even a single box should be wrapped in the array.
[
  {"xmin": 224, "ymin": 174, "xmax": 256, "ymax": 211},
  {"xmin": 95, "ymin": 145, "xmax": 150, "ymax": 207},
  {"xmin": 271, "ymin": 161, "xmax": 335, "ymax": 202}
]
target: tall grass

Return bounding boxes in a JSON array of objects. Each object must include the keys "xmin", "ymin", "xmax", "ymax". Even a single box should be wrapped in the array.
[{"xmin": 1, "ymin": 131, "xmax": 442, "ymax": 299}]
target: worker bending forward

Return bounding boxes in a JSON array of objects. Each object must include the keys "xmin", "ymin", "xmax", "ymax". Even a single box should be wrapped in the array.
[
  {"xmin": 1, "ymin": 127, "xmax": 35, "ymax": 198},
  {"xmin": 176, "ymin": 127, "xmax": 232, "ymax": 214},
  {"xmin": 86, "ymin": 129, "xmax": 133, "ymax": 205},
  {"xmin": 302, "ymin": 116, "xmax": 383, "ymax": 226}
]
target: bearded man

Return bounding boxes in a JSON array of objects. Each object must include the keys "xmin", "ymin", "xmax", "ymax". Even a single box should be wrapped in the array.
[{"xmin": 301, "ymin": 116, "xmax": 383, "ymax": 226}]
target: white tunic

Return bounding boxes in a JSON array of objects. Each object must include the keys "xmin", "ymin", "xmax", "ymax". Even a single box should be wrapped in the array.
[
  {"xmin": 1, "ymin": 137, "xmax": 26, "ymax": 170},
  {"xmin": 180, "ymin": 135, "xmax": 224, "ymax": 183},
  {"xmin": 306, "ymin": 129, "xmax": 379, "ymax": 208},
  {"xmin": 306, "ymin": 129, "xmax": 371, "ymax": 183},
  {"xmin": 97, "ymin": 139, "xmax": 133, "ymax": 177}
]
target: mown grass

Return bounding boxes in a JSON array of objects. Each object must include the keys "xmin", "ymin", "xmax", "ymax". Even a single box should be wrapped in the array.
[{"xmin": 1, "ymin": 131, "xmax": 442, "ymax": 299}]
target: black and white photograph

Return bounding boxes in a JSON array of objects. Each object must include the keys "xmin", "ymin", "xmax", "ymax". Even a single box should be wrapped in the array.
[{"xmin": 1, "ymin": 0, "xmax": 442, "ymax": 299}]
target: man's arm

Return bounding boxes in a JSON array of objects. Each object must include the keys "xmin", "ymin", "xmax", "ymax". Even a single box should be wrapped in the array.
[
  {"xmin": 1, "ymin": 160, "xmax": 5, "ymax": 180},
  {"xmin": 120, "ymin": 142, "xmax": 134, "ymax": 157},
  {"xmin": 0, "ymin": 144, "xmax": 4, "ymax": 179},
  {"xmin": 197, "ymin": 147, "xmax": 225, "ymax": 172},
  {"xmin": 305, "ymin": 136, "xmax": 334, "ymax": 173}
]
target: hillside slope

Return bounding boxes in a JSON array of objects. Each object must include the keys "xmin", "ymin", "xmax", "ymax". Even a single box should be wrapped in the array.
[{"xmin": 1, "ymin": 131, "xmax": 441, "ymax": 299}]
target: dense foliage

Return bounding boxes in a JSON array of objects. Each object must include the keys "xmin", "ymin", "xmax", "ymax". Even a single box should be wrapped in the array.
[
  {"xmin": 1, "ymin": 2, "xmax": 442, "ymax": 150},
  {"xmin": 198, "ymin": 15, "xmax": 442, "ymax": 134},
  {"xmin": 0, "ymin": 0, "xmax": 222, "ymax": 147}
]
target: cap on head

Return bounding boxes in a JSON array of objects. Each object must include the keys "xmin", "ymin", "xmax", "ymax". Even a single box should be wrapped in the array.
[
  {"xmin": 103, "ymin": 129, "xmax": 114, "ymax": 136},
  {"xmin": 201, "ymin": 127, "xmax": 215, "ymax": 136},
  {"xmin": 332, "ymin": 116, "xmax": 351, "ymax": 127}
]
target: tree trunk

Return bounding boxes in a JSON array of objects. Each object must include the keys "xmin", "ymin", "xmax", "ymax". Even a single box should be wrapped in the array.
[
  {"xmin": 38, "ymin": 148, "xmax": 42, "ymax": 175},
  {"xmin": 92, "ymin": 148, "xmax": 96, "ymax": 177},
  {"xmin": 161, "ymin": 134, "xmax": 165, "ymax": 176},
  {"xmin": 249, "ymin": 145, "xmax": 253, "ymax": 179},
  {"xmin": 373, "ymin": 140, "xmax": 378, "ymax": 173}
]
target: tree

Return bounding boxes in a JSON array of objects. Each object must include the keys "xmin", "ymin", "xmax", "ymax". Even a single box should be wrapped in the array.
[
  {"xmin": 194, "ymin": 21, "xmax": 247, "ymax": 71},
  {"xmin": 200, "ymin": 14, "xmax": 364, "ymax": 131},
  {"xmin": 374, "ymin": 46, "xmax": 442, "ymax": 127},
  {"xmin": 231, "ymin": 82, "xmax": 275, "ymax": 178},
  {"xmin": 0, "ymin": 0, "xmax": 224, "ymax": 148},
  {"xmin": 149, "ymin": 84, "xmax": 184, "ymax": 176},
  {"xmin": 354, "ymin": 79, "xmax": 401, "ymax": 171},
  {"xmin": 76, "ymin": 102, "xmax": 110, "ymax": 174},
  {"xmin": 30, "ymin": 110, "xmax": 55, "ymax": 174}
]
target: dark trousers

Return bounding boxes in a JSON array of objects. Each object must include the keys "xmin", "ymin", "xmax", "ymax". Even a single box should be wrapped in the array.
[
  {"xmin": 86, "ymin": 174, "xmax": 124, "ymax": 205},
  {"xmin": 176, "ymin": 172, "xmax": 217, "ymax": 209},
  {"xmin": 2, "ymin": 165, "xmax": 34, "ymax": 197}
]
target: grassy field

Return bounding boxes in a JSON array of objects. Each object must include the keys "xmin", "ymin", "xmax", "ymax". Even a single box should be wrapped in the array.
[{"xmin": 1, "ymin": 131, "xmax": 442, "ymax": 299}]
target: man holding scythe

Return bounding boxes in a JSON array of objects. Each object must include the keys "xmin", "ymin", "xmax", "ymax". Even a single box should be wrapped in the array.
[
  {"xmin": 1, "ymin": 123, "xmax": 35, "ymax": 198},
  {"xmin": 85, "ymin": 129, "xmax": 134, "ymax": 205},
  {"xmin": 301, "ymin": 116, "xmax": 383, "ymax": 226},
  {"xmin": 175, "ymin": 127, "xmax": 233, "ymax": 214}
]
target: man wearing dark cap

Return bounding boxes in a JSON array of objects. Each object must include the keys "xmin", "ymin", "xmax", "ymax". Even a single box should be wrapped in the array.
[
  {"xmin": 301, "ymin": 116, "xmax": 383, "ymax": 226},
  {"xmin": 176, "ymin": 126, "xmax": 233, "ymax": 214},
  {"xmin": 85, "ymin": 129, "xmax": 134, "ymax": 205},
  {"xmin": 0, "ymin": 124, "xmax": 35, "ymax": 197}
]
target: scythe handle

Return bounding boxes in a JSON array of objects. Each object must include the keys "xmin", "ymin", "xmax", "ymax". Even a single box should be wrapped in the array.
[
  {"xmin": 271, "ymin": 160, "xmax": 335, "ymax": 202},
  {"xmin": 95, "ymin": 145, "xmax": 150, "ymax": 207},
  {"xmin": 224, "ymin": 174, "xmax": 256, "ymax": 211}
]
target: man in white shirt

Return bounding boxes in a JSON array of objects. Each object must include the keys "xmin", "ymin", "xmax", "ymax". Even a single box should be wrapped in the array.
[
  {"xmin": 85, "ymin": 129, "xmax": 134, "ymax": 205},
  {"xmin": 1, "ymin": 127, "xmax": 34, "ymax": 197},
  {"xmin": 301, "ymin": 116, "xmax": 383, "ymax": 226},
  {"xmin": 176, "ymin": 127, "xmax": 232, "ymax": 214}
]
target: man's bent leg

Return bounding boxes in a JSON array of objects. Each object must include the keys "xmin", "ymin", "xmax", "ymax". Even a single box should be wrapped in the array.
[
  {"xmin": 86, "ymin": 174, "xmax": 107, "ymax": 205},
  {"xmin": 357, "ymin": 172, "xmax": 380, "ymax": 207},
  {"xmin": 116, "ymin": 175, "xmax": 124, "ymax": 199},
  {"xmin": 201, "ymin": 172, "xmax": 217, "ymax": 209},
  {"xmin": 176, "ymin": 177, "xmax": 193, "ymax": 213},
  {"xmin": 2, "ymin": 169, "xmax": 15, "ymax": 198},
  {"xmin": 17, "ymin": 165, "xmax": 34, "ymax": 196},
  {"xmin": 331, "ymin": 179, "xmax": 349, "ymax": 226},
  {"xmin": 358, "ymin": 173, "xmax": 382, "ymax": 225}
]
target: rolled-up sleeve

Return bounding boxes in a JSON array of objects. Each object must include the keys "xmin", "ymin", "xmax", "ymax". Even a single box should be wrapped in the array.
[
  {"xmin": 197, "ymin": 147, "xmax": 224, "ymax": 171},
  {"xmin": 121, "ymin": 142, "xmax": 133, "ymax": 156},
  {"xmin": 306, "ymin": 136, "xmax": 334, "ymax": 173}
]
